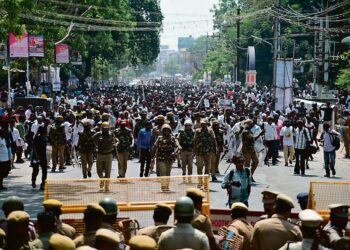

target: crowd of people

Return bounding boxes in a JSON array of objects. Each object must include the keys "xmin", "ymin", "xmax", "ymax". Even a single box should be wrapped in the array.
[
  {"xmin": 0, "ymin": 83, "xmax": 349, "ymax": 191},
  {"xmin": 0, "ymin": 188, "xmax": 348, "ymax": 249},
  {"xmin": 0, "ymin": 82, "xmax": 349, "ymax": 249}
]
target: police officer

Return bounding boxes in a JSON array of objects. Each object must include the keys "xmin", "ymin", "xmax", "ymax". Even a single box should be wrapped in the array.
[
  {"xmin": 127, "ymin": 235, "xmax": 157, "ymax": 250},
  {"xmin": 259, "ymin": 190, "xmax": 280, "ymax": 220},
  {"xmin": 186, "ymin": 188, "xmax": 219, "ymax": 250},
  {"xmin": 227, "ymin": 202, "xmax": 253, "ymax": 250},
  {"xmin": 251, "ymin": 194, "xmax": 302, "ymax": 250},
  {"xmin": 78, "ymin": 121, "xmax": 95, "ymax": 178},
  {"xmin": 92, "ymin": 122, "xmax": 118, "ymax": 192},
  {"xmin": 43, "ymin": 199, "xmax": 76, "ymax": 239},
  {"xmin": 5, "ymin": 211, "xmax": 31, "ymax": 250},
  {"xmin": 74, "ymin": 203, "xmax": 106, "ymax": 248},
  {"xmin": 322, "ymin": 204, "xmax": 350, "ymax": 249},
  {"xmin": 137, "ymin": 203, "xmax": 173, "ymax": 242},
  {"xmin": 49, "ymin": 115, "xmax": 66, "ymax": 172},
  {"xmin": 150, "ymin": 115, "xmax": 165, "ymax": 176},
  {"xmin": 193, "ymin": 118, "xmax": 217, "ymax": 187},
  {"xmin": 178, "ymin": 120, "xmax": 194, "ymax": 181},
  {"xmin": 158, "ymin": 196, "xmax": 209, "ymax": 250},
  {"xmin": 0, "ymin": 196, "xmax": 36, "ymax": 240},
  {"xmin": 240, "ymin": 119, "xmax": 259, "ymax": 182},
  {"xmin": 114, "ymin": 120, "xmax": 133, "ymax": 178},
  {"xmin": 296, "ymin": 192, "xmax": 309, "ymax": 210},
  {"xmin": 49, "ymin": 233, "xmax": 76, "ymax": 250},
  {"xmin": 210, "ymin": 119, "xmax": 224, "ymax": 181},
  {"xmin": 280, "ymin": 209, "xmax": 327, "ymax": 250},
  {"xmin": 95, "ymin": 228, "xmax": 121, "ymax": 250},
  {"xmin": 30, "ymin": 211, "xmax": 56, "ymax": 249},
  {"xmin": 153, "ymin": 124, "xmax": 181, "ymax": 192},
  {"xmin": 98, "ymin": 197, "xmax": 123, "ymax": 239}
]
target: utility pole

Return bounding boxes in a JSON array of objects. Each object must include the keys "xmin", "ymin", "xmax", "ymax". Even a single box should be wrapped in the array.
[
  {"xmin": 272, "ymin": 0, "xmax": 280, "ymax": 101},
  {"xmin": 236, "ymin": 4, "xmax": 241, "ymax": 83},
  {"xmin": 323, "ymin": 0, "xmax": 330, "ymax": 93}
]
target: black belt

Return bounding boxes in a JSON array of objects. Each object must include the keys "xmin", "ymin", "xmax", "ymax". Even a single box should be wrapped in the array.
[{"xmin": 98, "ymin": 151, "xmax": 113, "ymax": 155}]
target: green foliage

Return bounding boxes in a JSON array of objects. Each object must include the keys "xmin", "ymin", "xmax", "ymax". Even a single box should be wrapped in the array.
[
  {"xmin": 336, "ymin": 51, "xmax": 350, "ymax": 91},
  {"xmin": 0, "ymin": 0, "xmax": 163, "ymax": 84}
]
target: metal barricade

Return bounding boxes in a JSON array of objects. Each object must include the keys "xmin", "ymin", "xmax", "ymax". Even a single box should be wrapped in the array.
[
  {"xmin": 45, "ymin": 175, "xmax": 211, "ymax": 227},
  {"xmin": 308, "ymin": 181, "xmax": 350, "ymax": 219}
]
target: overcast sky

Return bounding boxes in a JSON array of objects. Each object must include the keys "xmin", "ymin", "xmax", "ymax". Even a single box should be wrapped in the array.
[{"xmin": 160, "ymin": 0, "xmax": 219, "ymax": 50}]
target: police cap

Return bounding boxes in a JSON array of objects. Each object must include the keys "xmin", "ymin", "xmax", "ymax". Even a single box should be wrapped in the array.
[
  {"xmin": 43, "ymin": 199, "xmax": 63, "ymax": 209},
  {"xmin": 7, "ymin": 211, "xmax": 30, "ymax": 223},
  {"xmin": 49, "ymin": 234, "xmax": 75, "ymax": 250},
  {"xmin": 298, "ymin": 209, "xmax": 323, "ymax": 228},
  {"xmin": 261, "ymin": 190, "xmax": 279, "ymax": 205},
  {"xmin": 154, "ymin": 203, "xmax": 172, "ymax": 216},
  {"xmin": 85, "ymin": 203, "xmax": 106, "ymax": 216},
  {"xmin": 276, "ymin": 194, "xmax": 295, "ymax": 209},
  {"xmin": 231, "ymin": 202, "xmax": 248, "ymax": 212},
  {"xmin": 328, "ymin": 204, "xmax": 349, "ymax": 218},
  {"xmin": 127, "ymin": 235, "xmax": 157, "ymax": 250},
  {"xmin": 95, "ymin": 228, "xmax": 121, "ymax": 245}
]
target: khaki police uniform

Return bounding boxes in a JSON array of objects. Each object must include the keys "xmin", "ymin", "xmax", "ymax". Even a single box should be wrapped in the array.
[
  {"xmin": 154, "ymin": 125, "xmax": 178, "ymax": 191},
  {"xmin": 193, "ymin": 119, "xmax": 216, "ymax": 187},
  {"xmin": 49, "ymin": 117, "xmax": 66, "ymax": 171},
  {"xmin": 227, "ymin": 202, "xmax": 253, "ymax": 250},
  {"xmin": 5, "ymin": 211, "xmax": 32, "ymax": 250},
  {"xmin": 115, "ymin": 123, "xmax": 133, "ymax": 178},
  {"xmin": 43, "ymin": 199, "xmax": 76, "ymax": 239},
  {"xmin": 30, "ymin": 232, "xmax": 54, "ymax": 249},
  {"xmin": 178, "ymin": 121, "xmax": 194, "ymax": 178},
  {"xmin": 251, "ymin": 194, "xmax": 302, "ymax": 250},
  {"xmin": 74, "ymin": 204, "xmax": 106, "ymax": 248},
  {"xmin": 92, "ymin": 123, "xmax": 117, "ymax": 191},
  {"xmin": 259, "ymin": 190, "xmax": 280, "ymax": 220}
]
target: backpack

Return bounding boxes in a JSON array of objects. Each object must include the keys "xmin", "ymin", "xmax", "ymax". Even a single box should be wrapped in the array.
[
  {"xmin": 321, "ymin": 131, "xmax": 341, "ymax": 150},
  {"xmin": 330, "ymin": 132, "xmax": 341, "ymax": 150}
]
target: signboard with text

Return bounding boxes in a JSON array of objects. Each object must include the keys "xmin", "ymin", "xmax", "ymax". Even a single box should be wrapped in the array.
[
  {"xmin": 55, "ymin": 44, "xmax": 69, "ymax": 64},
  {"xmin": 9, "ymin": 32, "xmax": 29, "ymax": 58},
  {"xmin": 29, "ymin": 35, "xmax": 44, "ymax": 57}
]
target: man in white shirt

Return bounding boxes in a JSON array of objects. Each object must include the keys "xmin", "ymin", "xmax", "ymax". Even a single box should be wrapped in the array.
[
  {"xmin": 280, "ymin": 121, "xmax": 294, "ymax": 167},
  {"xmin": 25, "ymin": 105, "xmax": 33, "ymax": 120},
  {"xmin": 264, "ymin": 116, "xmax": 279, "ymax": 165}
]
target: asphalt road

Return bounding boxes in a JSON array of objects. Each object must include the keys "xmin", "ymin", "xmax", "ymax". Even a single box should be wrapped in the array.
[{"xmin": 1, "ymin": 148, "xmax": 349, "ymax": 221}]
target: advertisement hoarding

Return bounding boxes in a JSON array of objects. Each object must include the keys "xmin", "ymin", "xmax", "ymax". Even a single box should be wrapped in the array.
[
  {"xmin": 55, "ymin": 44, "xmax": 69, "ymax": 64},
  {"xmin": 9, "ymin": 32, "xmax": 29, "ymax": 58},
  {"xmin": 29, "ymin": 35, "xmax": 44, "ymax": 57}
]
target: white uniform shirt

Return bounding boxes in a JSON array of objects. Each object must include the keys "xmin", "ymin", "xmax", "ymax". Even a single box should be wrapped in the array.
[
  {"xmin": 264, "ymin": 122, "xmax": 278, "ymax": 141},
  {"xmin": 279, "ymin": 238, "xmax": 329, "ymax": 250},
  {"xmin": 280, "ymin": 126, "xmax": 294, "ymax": 146}
]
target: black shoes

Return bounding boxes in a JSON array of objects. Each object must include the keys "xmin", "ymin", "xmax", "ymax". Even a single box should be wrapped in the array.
[
  {"xmin": 32, "ymin": 182, "xmax": 36, "ymax": 188},
  {"xmin": 87, "ymin": 171, "xmax": 91, "ymax": 178}
]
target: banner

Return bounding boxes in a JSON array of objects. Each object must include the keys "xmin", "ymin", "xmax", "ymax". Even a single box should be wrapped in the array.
[
  {"xmin": 9, "ymin": 32, "xmax": 29, "ymax": 58},
  {"xmin": 275, "ymin": 59, "xmax": 293, "ymax": 111},
  {"xmin": 71, "ymin": 50, "xmax": 82, "ymax": 65},
  {"xmin": 55, "ymin": 44, "xmax": 69, "ymax": 64},
  {"xmin": 29, "ymin": 35, "xmax": 44, "ymax": 57},
  {"xmin": 219, "ymin": 99, "xmax": 233, "ymax": 109},
  {"xmin": 246, "ymin": 70, "xmax": 257, "ymax": 87}
]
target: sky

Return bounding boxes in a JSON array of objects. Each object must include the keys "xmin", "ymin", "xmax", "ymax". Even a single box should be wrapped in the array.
[{"xmin": 160, "ymin": 0, "xmax": 219, "ymax": 50}]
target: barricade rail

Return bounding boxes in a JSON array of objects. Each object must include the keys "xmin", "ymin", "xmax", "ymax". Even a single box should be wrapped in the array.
[
  {"xmin": 308, "ymin": 181, "xmax": 350, "ymax": 218},
  {"xmin": 45, "ymin": 175, "xmax": 210, "ymax": 227}
]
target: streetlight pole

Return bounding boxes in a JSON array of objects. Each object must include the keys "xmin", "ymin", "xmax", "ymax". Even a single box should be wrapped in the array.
[
  {"xmin": 273, "ymin": 0, "xmax": 280, "ymax": 102},
  {"xmin": 236, "ymin": 3, "xmax": 241, "ymax": 83}
]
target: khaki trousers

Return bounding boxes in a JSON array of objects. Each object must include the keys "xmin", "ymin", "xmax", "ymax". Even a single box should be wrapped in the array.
[
  {"xmin": 52, "ymin": 145, "xmax": 65, "ymax": 170},
  {"xmin": 196, "ymin": 154, "xmax": 212, "ymax": 188},
  {"xmin": 158, "ymin": 161, "xmax": 172, "ymax": 191},
  {"xmin": 243, "ymin": 151, "xmax": 259, "ymax": 175},
  {"xmin": 180, "ymin": 151, "xmax": 193, "ymax": 175},
  {"xmin": 81, "ymin": 153, "xmax": 93, "ymax": 177},
  {"xmin": 283, "ymin": 145, "xmax": 295, "ymax": 164},
  {"xmin": 210, "ymin": 152, "xmax": 221, "ymax": 174},
  {"xmin": 97, "ymin": 153, "xmax": 113, "ymax": 191},
  {"xmin": 117, "ymin": 151, "xmax": 129, "ymax": 178}
]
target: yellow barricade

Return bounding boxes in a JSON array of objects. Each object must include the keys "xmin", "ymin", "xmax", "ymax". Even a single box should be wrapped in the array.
[
  {"xmin": 308, "ymin": 181, "xmax": 350, "ymax": 220},
  {"xmin": 45, "ymin": 175, "xmax": 210, "ymax": 227}
]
